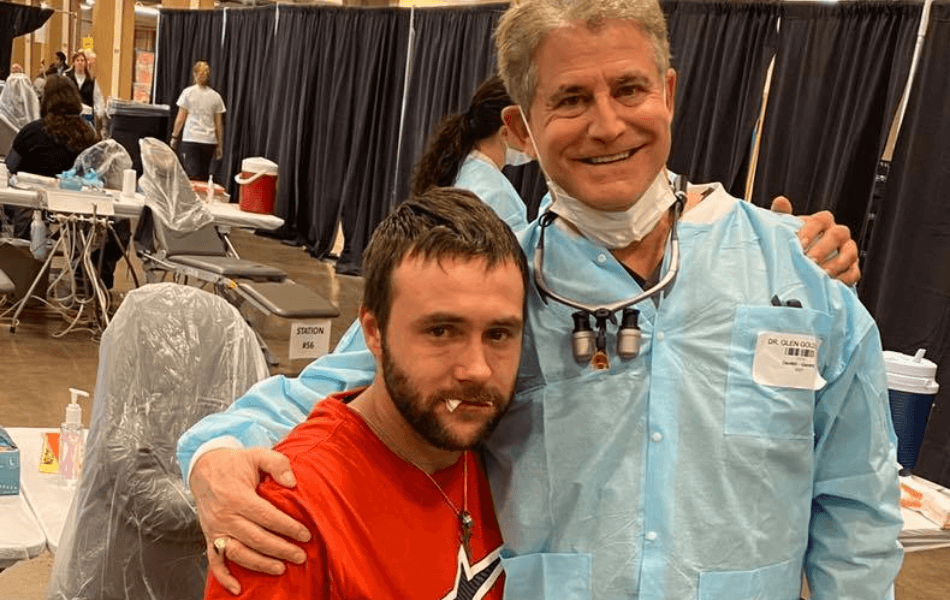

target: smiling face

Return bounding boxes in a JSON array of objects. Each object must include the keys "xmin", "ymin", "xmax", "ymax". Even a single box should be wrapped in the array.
[
  {"xmin": 508, "ymin": 20, "xmax": 676, "ymax": 212},
  {"xmin": 367, "ymin": 255, "xmax": 524, "ymax": 451}
]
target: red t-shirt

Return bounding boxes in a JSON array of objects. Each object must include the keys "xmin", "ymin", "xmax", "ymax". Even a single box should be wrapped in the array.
[{"xmin": 205, "ymin": 393, "xmax": 505, "ymax": 599}]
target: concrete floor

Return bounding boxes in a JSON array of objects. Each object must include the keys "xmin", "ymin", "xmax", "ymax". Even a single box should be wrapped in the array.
[{"xmin": 0, "ymin": 228, "xmax": 948, "ymax": 598}]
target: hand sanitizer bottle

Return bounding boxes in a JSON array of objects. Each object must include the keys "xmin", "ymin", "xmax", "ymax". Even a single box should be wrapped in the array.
[
  {"xmin": 60, "ymin": 388, "xmax": 88, "ymax": 484},
  {"xmin": 30, "ymin": 210, "xmax": 48, "ymax": 260}
]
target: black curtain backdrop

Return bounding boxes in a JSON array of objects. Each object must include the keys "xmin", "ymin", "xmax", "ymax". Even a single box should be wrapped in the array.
[
  {"xmin": 262, "ymin": 6, "xmax": 412, "ymax": 275},
  {"xmin": 154, "ymin": 8, "xmax": 226, "ymax": 138},
  {"xmin": 663, "ymin": 0, "xmax": 780, "ymax": 196},
  {"xmin": 217, "ymin": 7, "xmax": 276, "ymax": 197},
  {"xmin": 861, "ymin": 1, "xmax": 950, "ymax": 488},
  {"xmin": 394, "ymin": 4, "xmax": 505, "ymax": 212},
  {"xmin": 750, "ymin": 1, "xmax": 919, "ymax": 236},
  {"xmin": 0, "ymin": 1, "xmax": 53, "ymax": 80}
]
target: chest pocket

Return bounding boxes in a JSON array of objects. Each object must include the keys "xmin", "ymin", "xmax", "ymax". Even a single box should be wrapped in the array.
[{"xmin": 724, "ymin": 305, "xmax": 831, "ymax": 439}]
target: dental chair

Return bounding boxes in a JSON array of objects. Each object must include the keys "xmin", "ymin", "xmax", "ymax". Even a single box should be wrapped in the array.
[
  {"xmin": 47, "ymin": 283, "xmax": 269, "ymax": 600},
  {"xmin": 0, "ymin": 73, "xmax": 39, "ymax": 157},
  {"xmin": 133, "ymin": 137, "xmax": 339, "ymax": 367}
]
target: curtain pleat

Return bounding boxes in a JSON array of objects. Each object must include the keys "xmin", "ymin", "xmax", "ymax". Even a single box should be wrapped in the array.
[
  {"xmin": 860, "ymin": 1, "xmax": 950, "ymax": 487},
  {"xmin": 0, "ymin": 1, "xmax": 53, "ymax": 80},
  {"xmin": 216, "ymin": 7, "xmax": 277, "ymax": 198},
  {"xmin": 663, "ymin": 0, "xmax": 781, "ymax": 196},
  {"xmin": 750, "ymin": 1, "xmax": 920, "ymax": 235},
  {"xmin": 394, "ymin": 4, "xmax": 505, "ymax": 210}
]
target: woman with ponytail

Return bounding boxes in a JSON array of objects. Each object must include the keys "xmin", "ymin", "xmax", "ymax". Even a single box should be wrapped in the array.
[{"xmin": 410, "ymin": 75, "xmax": 533, "ymax": 231}]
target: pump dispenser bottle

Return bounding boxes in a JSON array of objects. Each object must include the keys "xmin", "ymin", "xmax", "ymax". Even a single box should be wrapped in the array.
[
  {"xmin": 60, "ymin": 388, "xmax": 88, "ymax": 484},
  {"xmin": 30, "ymin": 210, "xmax": 47, "ymax": 260}
]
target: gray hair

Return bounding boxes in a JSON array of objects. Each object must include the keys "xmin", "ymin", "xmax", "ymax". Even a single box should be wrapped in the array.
[{"xmin": 495, "ymin": 0, "xmax": 671, "ymax": 111}]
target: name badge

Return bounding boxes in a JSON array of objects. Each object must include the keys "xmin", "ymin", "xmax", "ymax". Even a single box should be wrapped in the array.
[{"xmin": 752, "ymin": 332, "xmax": 826, "ymax": 390}]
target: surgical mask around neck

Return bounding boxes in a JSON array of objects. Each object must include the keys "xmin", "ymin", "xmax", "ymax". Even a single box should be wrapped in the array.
[
  {"xmin": 505, "ymin": 145, "xmax": 533, "ymax": 167},
  {"xmin": 517, "ymin": 110, "xmax": 676, "ymax": 249},
  {"xmin": 549, "ymin": 171, "xmax": 676, "ymax": 248}
]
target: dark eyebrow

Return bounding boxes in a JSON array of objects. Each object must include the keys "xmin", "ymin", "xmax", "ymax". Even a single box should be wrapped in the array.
[
  {"xmin": 488, "ymin": 317, "xmax": 524, "ymax": 331},
  {"xmin": 416, "ymin": 313, "xmax": 523, "ymax": 330}
]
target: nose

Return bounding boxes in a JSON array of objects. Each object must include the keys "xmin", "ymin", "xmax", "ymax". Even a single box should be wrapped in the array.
[
  {"xmin": 453, "ymin": 337, "xmax": 493, "ymax": 384},
  {"xmin": 587, "ymin": 95, "xmax": 625, "ymax": 143}
]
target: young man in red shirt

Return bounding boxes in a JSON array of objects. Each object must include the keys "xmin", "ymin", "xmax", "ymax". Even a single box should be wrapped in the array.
[{"xmin": 204, "ymin": 187, "xmax": 527, "ymax": 599}]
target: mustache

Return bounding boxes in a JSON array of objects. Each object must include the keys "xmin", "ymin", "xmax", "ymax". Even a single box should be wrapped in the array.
[{"xmin": 436, "ymin": 383, "xmax": 506, "ymax": 406}]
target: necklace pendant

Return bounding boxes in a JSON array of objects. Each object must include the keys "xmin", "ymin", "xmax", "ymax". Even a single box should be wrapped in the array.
[{"xmin": 460, "ymin": 511, "xmax": 475, "ymax": 561}]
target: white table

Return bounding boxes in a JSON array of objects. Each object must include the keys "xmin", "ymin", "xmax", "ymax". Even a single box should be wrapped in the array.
[
  {"xmin": 5, "ymin": 428, "xmax": 81, "ymax": 554},
  {"xmin": 900, "ymin": 507, "xmax": 950, "ymax": 552},
  {"xmin": 0, "ymin": 492, "xmax": 46, "ymax": 570},
  {"xmin": 0, "ymin": 180, "xmax": 284, "ymax": 231}
]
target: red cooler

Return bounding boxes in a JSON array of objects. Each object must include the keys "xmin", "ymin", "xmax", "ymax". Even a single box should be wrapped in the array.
[{"xmin": 234, "ymin": 157, "xmax": 279, "ymax": 214}]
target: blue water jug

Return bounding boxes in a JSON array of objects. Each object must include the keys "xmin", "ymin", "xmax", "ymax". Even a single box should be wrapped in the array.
[{"xmin": 884, "ymin": 349, "xmax": 939, "ymax": 471}]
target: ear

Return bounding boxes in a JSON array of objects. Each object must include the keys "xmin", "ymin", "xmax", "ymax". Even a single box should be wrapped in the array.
[
  {"xmin": 359, "ymin": 306, "xmax": 384, "ymax": 359},
  {"xmin": 502, "ymin": 105, "xmax": 536, "ymax": 159},
  {"xmin": 665, "ymin": 68, "xmax": 677, "ymax": 116}
]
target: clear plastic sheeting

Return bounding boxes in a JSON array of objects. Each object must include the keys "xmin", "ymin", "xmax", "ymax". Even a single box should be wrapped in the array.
[
  {"xmin": 47, "ymin": 282, "xmax": 269, "ymax": 600},
  {"xmin": 138, "ymin": 137, "xmax": 212, "ymax": 232},
  {"xmin": 72, "ymin": 139, "xmax": 133, "ymax": 190},
  {"xmin": 0, "ymin": 73, "xmax": 40, "ymax": 129}
]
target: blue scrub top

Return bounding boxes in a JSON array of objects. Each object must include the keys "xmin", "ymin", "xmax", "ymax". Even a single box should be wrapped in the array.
[{"xmin": 179, "ymin": 183, "xmax": 902, "ymax": 600}]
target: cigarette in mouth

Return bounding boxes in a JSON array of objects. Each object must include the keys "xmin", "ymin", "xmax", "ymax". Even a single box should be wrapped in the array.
[{"xmin": 445, "ymin": 398, "xmax": 462, "ymax": 412}]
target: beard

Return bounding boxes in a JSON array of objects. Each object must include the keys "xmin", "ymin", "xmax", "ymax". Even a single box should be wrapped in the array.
[{"xmin": 380, "ymin": 340, "xmax": 512, "ymax": 451}]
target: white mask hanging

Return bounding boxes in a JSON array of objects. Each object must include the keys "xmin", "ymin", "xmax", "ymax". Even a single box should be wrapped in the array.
[{"xmin": 504, "ymin": 145, "xmax": 533, "ymax": 167}]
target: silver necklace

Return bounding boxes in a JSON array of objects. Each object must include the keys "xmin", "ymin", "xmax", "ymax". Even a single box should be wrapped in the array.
[{"xmin": 356, "ymin": 409, "xmax": 475, "ymax": 560}]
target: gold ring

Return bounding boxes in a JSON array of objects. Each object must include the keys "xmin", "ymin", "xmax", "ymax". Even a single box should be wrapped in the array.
[{"xmin": 212, "ymin": 536, "xmax": 229, "ymax": 556}]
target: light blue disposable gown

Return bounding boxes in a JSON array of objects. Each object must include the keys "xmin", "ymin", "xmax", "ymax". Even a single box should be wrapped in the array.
[
  {"xmin": 179, "ymin": 183, "xmax": 903, "ymax": 600},
  {"xmin": 454, "ymin": 151, "xmax": 529, "ymax": 231}
]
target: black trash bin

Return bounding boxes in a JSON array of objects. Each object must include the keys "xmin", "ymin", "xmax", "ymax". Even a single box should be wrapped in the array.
[{"xmin": 107, "ymin": 100, "xmax": 170, "ymax": 176}]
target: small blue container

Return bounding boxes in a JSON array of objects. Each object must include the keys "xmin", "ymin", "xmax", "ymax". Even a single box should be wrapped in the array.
[
  {"xmin": 0, "ymin": 426, "xmax": 20, "ymax": 496},
  {"xmin": 884, "ymin": 349, "xmax": 939, "ymax": 471}
]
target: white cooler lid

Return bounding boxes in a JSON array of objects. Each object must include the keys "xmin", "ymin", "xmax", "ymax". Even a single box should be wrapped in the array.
[
  {"xmin": 884, "ymin": 349, "xmax": 939, "ymax": 395},
  {"xmin": 241, "ymin": 157, "xmax": 278, "ymax": 175}
]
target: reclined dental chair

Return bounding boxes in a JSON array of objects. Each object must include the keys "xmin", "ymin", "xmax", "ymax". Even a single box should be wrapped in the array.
[
  {"xmin": 133, "ymin": 138, "xmax": 338, "ymax": 367},
  {"xmin": 47, "ymin": 283, "xmax": 269, "ymax": 600}
]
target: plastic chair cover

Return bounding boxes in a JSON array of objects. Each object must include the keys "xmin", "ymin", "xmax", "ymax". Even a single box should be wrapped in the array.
[
  {"xmin": 47, "ymin": 283, "xmax": 269, "ymax": 600},
  {"xmin": 0, "ymin": 73, "xmax": 40, "ymax": 130},
  {"xmin": 139, "ymin": 137, "xmax": 212, "ymax": 232},
  {"xmin": 72, "ymin": 139, "xmax": 133, "ymax": 190}
]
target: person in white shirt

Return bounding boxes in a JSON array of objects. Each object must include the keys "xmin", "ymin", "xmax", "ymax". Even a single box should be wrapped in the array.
[{"xmin": 170, "ymin": 61, "xmax": 226, "ymax": 181}]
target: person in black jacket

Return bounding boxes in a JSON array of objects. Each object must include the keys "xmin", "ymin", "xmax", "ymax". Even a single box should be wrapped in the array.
[
  {"xmin": 5, "ymin": 75, "xmax": 99, "ymax": 178},
  {"xmin": 3, "ymin": 76, "xmax": 130, "ymax": 289},
  {"xmin": 63, "ymin": 51, "xmax": 103, "ymax": 129}
]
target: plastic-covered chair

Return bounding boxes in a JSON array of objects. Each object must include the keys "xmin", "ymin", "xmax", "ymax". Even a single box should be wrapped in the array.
[
  {"xmin": 133, "ymin": 138, "xmax": 339, "ymax": 367},
  {"xmin": 47, "ymin": 282, "xmax": 269, "ymax": 600},
  {"xmin": 0, "ymin": 73, "xmax": 40, "ymax": 130},
  {"xmin": 72, "ymin": 139, "xmax": 133, "ymax": 190}
]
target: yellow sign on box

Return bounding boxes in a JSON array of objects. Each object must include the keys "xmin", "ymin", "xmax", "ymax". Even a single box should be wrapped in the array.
[
  {"xmin": 40, "ymin": 432, "xmax": 60, "ymax": 474},
  {"xmin": 82, "ymin": 37, "xmax": 94, "ymax": 51}
]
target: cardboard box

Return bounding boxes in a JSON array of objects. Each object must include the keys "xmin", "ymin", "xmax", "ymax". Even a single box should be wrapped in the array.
[{"xmin": 0, "ymin": 427, "xmax": 20, "ymax": 495}]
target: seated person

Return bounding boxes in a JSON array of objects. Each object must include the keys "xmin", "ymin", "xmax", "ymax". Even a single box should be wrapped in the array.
[
  {"xmin": 203, "ymin": 187, "xmax": 524, "ymax": 598},
  {"xmin": 5, "ymin": 74, "xmax": 98, "ymax": 178}
]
